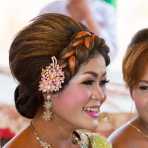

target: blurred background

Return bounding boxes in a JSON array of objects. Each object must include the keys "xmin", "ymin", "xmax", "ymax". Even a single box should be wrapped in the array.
[{"xmin": 0, "ymin": 0, "xmax": 148, "ymax": 145}]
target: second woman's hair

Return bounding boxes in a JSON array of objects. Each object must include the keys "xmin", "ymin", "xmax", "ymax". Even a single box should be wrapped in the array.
[{"xmin": 123, "ymin": 28, "xmax": 148, "ymax": 88}]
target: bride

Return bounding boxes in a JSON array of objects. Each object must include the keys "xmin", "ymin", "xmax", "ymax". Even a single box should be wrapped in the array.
[{"xmin": 4, "ymin": 13, "xmax": 111, "ymax": 148}]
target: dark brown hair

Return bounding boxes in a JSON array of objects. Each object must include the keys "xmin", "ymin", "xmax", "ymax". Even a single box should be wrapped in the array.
[
  {"xmin": 9, "ymin": 13, "xmax": 110, "ymax": 118},
  {"xmin": 123, "ymin": 28, "xmax": 148, "ymax": 88}
]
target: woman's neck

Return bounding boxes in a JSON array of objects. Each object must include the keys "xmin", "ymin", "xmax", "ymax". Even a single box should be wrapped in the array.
[
  {"xmin": 135, "ymin": 117, "xmax": 148, "ymax": 135},
  {"xmin": 31, "ymin": 112, "xmax": 76, "ymax": 146}
]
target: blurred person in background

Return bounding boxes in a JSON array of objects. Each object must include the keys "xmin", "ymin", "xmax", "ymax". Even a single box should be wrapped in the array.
[
  {"xmin": 40, "ymin": 0, "xmax": 118, "ymax": 60},
  {"xmin": 104, "ymin": 0, "xmax": 117, "ymax": 8},
  {"xmin": 4, "ymin": 13, "xmax": 112, "ymax": 147},
  {"xmin": 108, "ymin": 28, "xmax": 148, "ymax": 148},
  {"xmin": 0, "ymin": 128, "xmax": 15, "ymax": 147}
]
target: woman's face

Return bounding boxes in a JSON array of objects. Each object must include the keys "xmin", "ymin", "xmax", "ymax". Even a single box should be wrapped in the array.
[
  {"xmin": 131, "ymin": 65, "xmax": 148, "ymax": 123},
  {"xmin": 52, "ymin": 54, "xmax": 108, "ymax": 130}
]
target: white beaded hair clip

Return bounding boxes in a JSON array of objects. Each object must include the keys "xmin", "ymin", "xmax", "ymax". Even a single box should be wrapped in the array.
[{"xmin": 38, "ymin": 56, "xmax": 65, "ymax": 94}]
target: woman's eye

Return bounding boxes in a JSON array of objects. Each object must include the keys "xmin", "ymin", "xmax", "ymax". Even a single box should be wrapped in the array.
[
  {"xmin": 99, "ymin": 80, "xmax": 109, "ymax": 86},
  {"xmin": 82, "ymin": 80, "xmax": 94, "ymax": 85},
  {"xmin": 139, "ymin": 85, "xmax": 148, "ymax": 90}
]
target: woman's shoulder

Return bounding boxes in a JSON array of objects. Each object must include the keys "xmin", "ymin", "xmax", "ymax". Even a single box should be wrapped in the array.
[
  {"xmin": 108, "ymin": 119, "xmax": 136, "ymax": 145},
  {"xmin": 78, "ymin": 131, "xmax": 112, "ymax": 148},
  {"xmin": 3, "ymin": 126, "xmax": 32, "ymax": 148}
]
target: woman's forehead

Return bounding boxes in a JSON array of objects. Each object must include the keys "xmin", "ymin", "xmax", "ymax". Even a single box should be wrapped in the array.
[
  {"xmin": 79, "ymin": 55, "xmax": 105, "ymax": 72},
  {"xmin": 70, "ymin": 55, "xmax": 106, "ymax": 81}
]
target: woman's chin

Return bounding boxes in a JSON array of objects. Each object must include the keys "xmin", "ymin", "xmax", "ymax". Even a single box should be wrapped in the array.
[{"xmin": 79, "ymin": 119, "xmax": 99, "ymax": 131}]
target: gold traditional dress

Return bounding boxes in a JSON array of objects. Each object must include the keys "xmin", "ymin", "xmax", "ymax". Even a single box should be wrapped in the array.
[{"xmin": 79, "ymin": 131, "xmax": 112, "ymax": 148}]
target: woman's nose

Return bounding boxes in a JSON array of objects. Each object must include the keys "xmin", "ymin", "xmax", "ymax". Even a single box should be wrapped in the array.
[{"xmin": 93, "ymin": 85, "xmax": 106, "ymax": 103}]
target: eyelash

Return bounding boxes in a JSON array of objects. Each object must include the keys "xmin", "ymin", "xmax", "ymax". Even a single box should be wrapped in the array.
[
  {"xmin": 100, "ymin": 80, "xmax": 109, "ymax": 86},
  {"xmin": 82, "ymin": 80, "xmax": 94, "ymax": 85},
  {"xmin": 82, "ymin": 79, "xmax": 109, "ymax": 86},
  {"xmin": 139, "ymin": 85, "xmax": 148, "ymax": 90}
]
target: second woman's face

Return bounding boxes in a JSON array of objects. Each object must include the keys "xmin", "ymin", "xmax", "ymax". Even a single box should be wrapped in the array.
[
  {"xmin": 131, "ymin": 66, "xmax": 148, "ymax": 123},
  {"xmin": 52, "ymin": 54, "xmax": 108, "ymax": 130}
]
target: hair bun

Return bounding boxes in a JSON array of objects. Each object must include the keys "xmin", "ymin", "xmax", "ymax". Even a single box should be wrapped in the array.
[{"xmin": 14, "ymin": 85, "xmax": 41, "ymax": 118}]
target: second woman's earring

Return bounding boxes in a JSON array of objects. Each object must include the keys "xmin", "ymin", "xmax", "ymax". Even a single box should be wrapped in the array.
[{"xmin": 42, "ymin": 95, "xmax": 53, "ymax": 121}]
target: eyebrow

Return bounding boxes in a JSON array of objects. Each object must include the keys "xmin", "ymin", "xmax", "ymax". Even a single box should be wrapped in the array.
[
  {"xmin": 83, "ymin": 71, "xmax": 106, "ymax": 78},
  {"xmin": 139, "ymin": 80, "xmax": 148, "ymax": 84}
]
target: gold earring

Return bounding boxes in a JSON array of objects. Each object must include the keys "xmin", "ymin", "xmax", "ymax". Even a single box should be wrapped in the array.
[{"xmin": 42, "ymin": 95, "xmax": 53, "ymax": 121}]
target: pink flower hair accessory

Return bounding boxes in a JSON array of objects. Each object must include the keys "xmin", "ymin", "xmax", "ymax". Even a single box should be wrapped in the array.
[{"xmin": 38, "ymin": 56, "xmax": 65, "ymax": 94}]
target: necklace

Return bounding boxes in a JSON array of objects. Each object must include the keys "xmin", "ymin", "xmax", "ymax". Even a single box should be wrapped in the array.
[
  {"xmin": 129, "ymin": 123, "xmax": 148, "ymax": 139},
  {"xmin": 30, "ymin": 122, "xmax": 88, "ymax": 148},
  {"xmin": 31, "ymin": 122, "xmax": 52, "ymax": 148}
]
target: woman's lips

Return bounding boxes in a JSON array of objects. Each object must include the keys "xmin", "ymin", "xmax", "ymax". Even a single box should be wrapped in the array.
[
  {"xmin": 82, "ymin": 106, "xmax": 100, "ymax": 118},
  {"xmin": 86, "ymin": 111, "xmax": 99, "ymax": 118}
]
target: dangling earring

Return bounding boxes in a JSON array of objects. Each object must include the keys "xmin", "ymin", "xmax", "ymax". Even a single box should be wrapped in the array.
[
  {"xmin": 42, "ymin": 95, "xmax": 53, "ymax": 121},
  {"xmin": 38, "ymin": 56, "xmax": 65, "ymax": 121}
]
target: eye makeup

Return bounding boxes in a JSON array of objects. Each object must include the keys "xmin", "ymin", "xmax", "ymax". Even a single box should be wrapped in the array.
[{"xmin": 138, "ymin": 81, "xmax": 148, "ymax": 90}]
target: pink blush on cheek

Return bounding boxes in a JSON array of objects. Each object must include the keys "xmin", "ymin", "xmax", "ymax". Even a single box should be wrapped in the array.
[
  {"xmin": 132, "ymin": 91, "xmax": 144, "ymax": 108},
  {"xmin": 134, "ymin": 98, "xmax": 146, "ymax": 109},
  {"xmin": 54, "ymin": 84, "xmax": 91, "ymax": 108}
]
